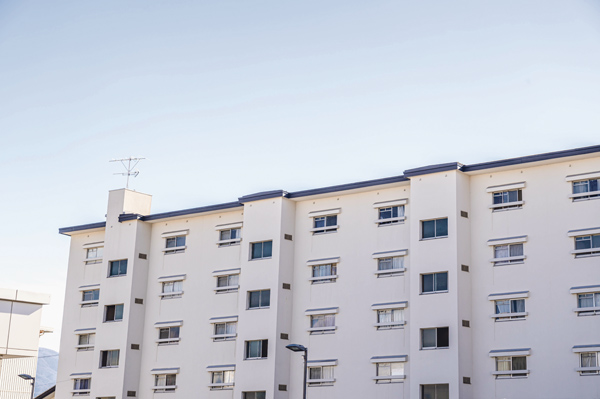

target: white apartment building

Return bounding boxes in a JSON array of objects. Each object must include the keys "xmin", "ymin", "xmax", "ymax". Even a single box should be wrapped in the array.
[
  {"xmin": 0, "ymin": 288, "xmax": 51, "ymax": 399},
  {"xmin": 56, "ymin": 145, "xmax": 600, "ymax": 399}
]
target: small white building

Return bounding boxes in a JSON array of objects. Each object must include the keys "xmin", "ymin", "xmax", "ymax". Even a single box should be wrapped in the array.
[
  {"xmin": 0, "ymin": 288, "xmax": 51, "ymax": 399},
  {"xmin": 56, "ymin": 145, "xmax": 600, "ymax": 399}
]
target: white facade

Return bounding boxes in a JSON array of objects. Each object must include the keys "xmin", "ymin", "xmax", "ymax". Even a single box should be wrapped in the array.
[
  {"xmin": 0, "ymin": 288, "xmax": 51, "ymax": 399},
  {"xmin": 56, "ymin": 146, "xmax": 600, "ymax": 399}
]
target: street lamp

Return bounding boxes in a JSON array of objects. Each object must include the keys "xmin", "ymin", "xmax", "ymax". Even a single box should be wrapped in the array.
[
  {"xmin": 286, "ymin": 344, "xmax": 308, "ymax": 399},
  {"xmin": 18, "ymin": 374, "xmax": 35, "ymax": 399}
]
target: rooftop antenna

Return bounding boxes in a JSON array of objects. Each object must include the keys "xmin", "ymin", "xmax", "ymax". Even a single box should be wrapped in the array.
[{"xmin": 110, "ymin": 157, "xmax": 145, "ymax": 189}]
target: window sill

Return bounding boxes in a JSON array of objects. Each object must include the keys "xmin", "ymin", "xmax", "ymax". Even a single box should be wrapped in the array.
[
  {"xmin": 217, "ymin": 238, "xmax": 241, "ymax": 246},
  {"xmin": 490, "ymin": 256, "xmax": 526, "ymax": 264},
  {"xmin": 71, "ymin": 391, "xmax": 91, "ymax": 396},
  {"xmin": 103, "ymin": 319, "xmax": 123, "ymax": 323},
  {"xmin": 244, "ymin": 357, "xmax": 267, "ymax": 361},
  {"xmin": 163, "ymin": 246, "xmax": 186, "ymax": 253},
  {"xmin": 372, "ymin": 375, "xmax": 406, "ymax": 381},
  {"xmin": 492, "ymin": 370, "xmax": 530, "ymax": 376},
  {"xmin": 570, "ymin": 191, "xmax": 600, "ymax": 200},
  {"xmin": 307, "ymin": 378, "xmax": 336, "ymax": 385},
  {"xmin": 571, "ymin": 249, "xmax": 600, "ymax": 258},
  {"xmin": 153, "ymin": 385, "xmax": 177, "ymax": 392},
  {"xmin": 420, "ymin": 347, "xmax": 449, "ymax": 351},
  {"xmin": 75, "ymin": 345, "xmax": 94, "ymax": 351},
  {"xmin": 374, "ymin": 321, "xmax": 406, "ymax": 328},
  {"xmin": 309, "ymin": 275, "xmax": 338, "ymax": 282},
  {"xmin": 307, "ymin": 327, "xmax": 337, "ymax": 334},
  {"xmin": 208, "ymin": 383, "xmax": 235, "ymax": 389},
  {"xmin": 211, "ymin": 334, "xmax": 237, "ymax": 340},
  {"xmin": 249, "ymin": 257, "xmax": 272, "ymax": 261},
  {"xmin": 375, "ymin": 216, "xmax": 406, "ymax": 225},
  {"xmin": 99, "ymin": 365, "xmax": 119, "ymax": 369},
  {"xmin": 574, "ymin": 306, "xmax": 600, "ymax": 313},
  {"xmin": 492, "ymin": 312, "xmax": 528, "ymax": 320},
  {"xmin": 577, "ymin": 367, "xmax": 600, "ymax": 373},
  {"xmin": 214, "ymin": 285, "xmax": 239, "ymax": 293},
  {"xmin": 84, "ymin": 258, "xmax": 102, "ymax": 264},
  {"xmin": 247, "ymin": 306, "xmax": 270, "ymax": 310},
  {"xmin": 489, "ymin": 201, "xmax": 524, "ymax": 210},
  {"xmin": 156, "ymin": 338, "xmax": 180, "ymax": 345},
  {"xmin": 420, "ymin": 290, "xmax": 449, "ymax": 295},
  {"xmin": 311, "ymin": 226, "xmax": 339, "ymax": 234},
  {"xmin": 80, "ymin": 302, "xmax": 98, "ymax": 307},
  {"xmin": 107, "ymin": 274, "xmax": 127, "ymax": 278},
  {"xmin": 374, "ymin": 268, "xmax": 406, "ymax": 276},
  {"xmin": 420, "ymin": 236, "xmax": 448, "ymax": 241}
]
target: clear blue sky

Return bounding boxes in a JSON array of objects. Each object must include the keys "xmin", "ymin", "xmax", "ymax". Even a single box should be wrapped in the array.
[{"xmin": 1, "ymin": 0, "xmax": 599, "ymax": 351}]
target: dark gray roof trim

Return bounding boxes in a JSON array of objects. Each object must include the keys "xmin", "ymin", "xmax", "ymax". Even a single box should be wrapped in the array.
[
  {"xmin": 573, "ymin": 344, "xmax": 600, "ymax": 349},
  {"xmin": 135, "ymin": 201, "xmax": 242, "ymax": 221},
  {"xmin": 59, "ymin": 221, "xmax": 106, "ymax": 235},
  {"xmin": 487, "ymin": 235, "xmax": 527, "ymax": 243},
  {"xmin": 212, "ymin": 268, "xmax": 241, "ymax": 274},
  {"xmin": 305, "ymin": 307, "xmax": 338, "ymax": 312},
  {"xmin": 489, "ymin": 348, "xmax": 531, "ymax": 353},
  {"xmin": 288, "ymin": 175, "xmax": 408, "ymax": 198},
  {"xmin": 403, "ymin": 162, "xmax": 462, "ymax": 178},
  {"xmin": 372, "ymin": 301, "xmax": 408, "ymax": 307},
  {"xmin": 238, "ymin": 190, "xmax": 289, "ymax": 203},
  {"xmin": 567, "ymin": 227, "xmax": 600, "ymax": 234},
  {"xmin": 463, "ymin": 145, "xmax": 600, "ymax": 172},
  {"xmin": 307, "ymin": 359, "xmax": 338, "ymax": 364},
  {"xmin": 209, "ymin": 315, "xmax": 238, "ymax": 321}
]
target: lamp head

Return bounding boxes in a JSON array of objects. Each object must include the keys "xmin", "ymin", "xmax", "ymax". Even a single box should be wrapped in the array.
[
  {"xmin": 286, "ymin": 343, "xmax": 307, "ymax": 352},
  {"xmin": 18, "ymin": 374, "xmax": 34, "ymax": 380}
]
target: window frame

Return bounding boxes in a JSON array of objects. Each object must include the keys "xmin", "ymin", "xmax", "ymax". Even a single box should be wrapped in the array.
[
  {"xmin": 308, "ymin": 314, "xmax": 336, "ymax": 334},
  {"xmin": 107, "ymin": 259, "xmax": 128, "ymax": 277},
  {"xmin": 242, "ymin": 392, "xmax": 266, "ymax": 399},
  {"xmin": 209, "ymin": 370, "xmax": 235, "ymax": 390},
  {"xmin": 160, "ymin": 280, "xmax": 184, "ymax": 299},
  {"xmin": 578, "ymin": 351, "xmax": 600, "ymax": 375},
  {"xmin": 311, "ymin": 214, "xmax": 338, "ymax": 234},
  {"xmin": 493, "ymin": 298, "xmax": 527, "ymax": 321},
  {"xmin": 81, "ymin": 289, "xmax": 99, "ymax": 307},
  {"xmin": 375, "ymin": 308, "xmax": 405, "ymax": 330},
  {"xmin": 85, "ymin": 246, "xmax": 103, "ymax": 265},
  {"xmin": 490, "ymin": 189, "xmax": 524, "ymax": 211},
  {"xmin": 310, "ymin": 262, "xmax": 338, "ymax": 284},
  {"xmin": 572, "ymin": 234, "xmax": 600, "ymax": 258},
  {"xmin": 494, "ymin": 356, "xmax": 528, "ymax": 378},
  {"xmin": 571, "ymin": 178, "xmax": 600, "ymax": 201},
  {"xmin": 212, "ymin": 321, "xmax": 237, "ymax": 341},
  {"xmin": 244, "ymin": 339, "xmax": 268, "ymax": 360},
  {"xmin": 73, "ymin": 378, "xmax": 91, "ymax": 395},
  {"xmin": 164, "ymin": 235, "xmax": 186, "ymax": 254},
  {"xmin": 374, "ymin": 362, "xmax": 405, "ymax": 383},
  {"xmin": 421, "ymin": 272, "xmax": 448, "ymax": 294},
  {"xmin": 250, "ymin": 241, "xmax": 273, "ymax": 260},
  {"xmin": 99, "ymin": 349, "xmax": 120, "ymax": 368},
  {"xmin": 217, "ymin": 228, "xmax": 242, "ymax": 247},
  {"xmin": 421, "ymin": 218, "xmax": 448, "ymax": 240},
  {"xmin": 420, "ymin": 384, "xmax": 450, "ymax": 399},
  {"xmin": 421, "ymin": 327, "xmax": 449, "ymax": 350},
  {"xmin": 157, "ymin": 326, "xmax": 180, "ymax": 345},
  {"xmin": 76, "ymin": 333, "xmax": 95, "ymax": 351},
  {"xmin": 492, "ymin": 243, "xmax": 525, "ymax": 265},
  {"xmin": 307, "ymin": 365, "xmax": 335, "ymax": 386},
  {"xmin": 247, "ymin": 290, "xmax": 270, "ymax": 310},
  {"xmin": 575, "ymin": 291, "xmax": 600, "ymax": 316},
  {"xmin": 376, "ymin": 205, "xmax": 406, "ymax": 226},
  {"xmin": 215, "ymin": 273, "xmax": 240, "ymax": 293},
  {"xmin": 104, "ymin": 304, "xmax": 124, "ymax": 323},
  {"xmin": 153, "ymin": 374, "xmax": 177, "ymax": 392}
]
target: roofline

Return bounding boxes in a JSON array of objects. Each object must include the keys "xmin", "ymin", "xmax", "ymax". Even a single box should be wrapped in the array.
[
  {"xmin": 34, "ymin": 385, "xmax": 55, "ymax": 399},
  {"xmin": 59, "ymin": 145, "xmax": 600, "ymax": 234}
]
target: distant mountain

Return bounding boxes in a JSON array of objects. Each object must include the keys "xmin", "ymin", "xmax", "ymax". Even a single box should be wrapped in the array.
[{"xmin": 35, "ymin": 348, "xmax": 58, "ymax": 396}]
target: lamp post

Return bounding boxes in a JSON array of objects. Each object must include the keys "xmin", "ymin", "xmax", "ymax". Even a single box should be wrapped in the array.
[
  {"xmin": 18, "ymin": 374, "xmax": 35, "ymax": 399},
  {"xmin": 286, "ymin": 344, "xmax": 308, "ymax": 399}
]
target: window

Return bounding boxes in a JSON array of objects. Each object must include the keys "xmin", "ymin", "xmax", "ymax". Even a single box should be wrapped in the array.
[
  {"xmin": 375, "ymin": 363, "xmax": 404, "ymax": 383},
  {"xmin": 210, "ymin": 370, "xmax": 235, "ymax": 389},
  {"xmin": 377, "ymin": 205, "xmax": 405, "ymax": 226},
  {"xmin": 216, "ymin": 274, "xmax": 239, "ymax": 293},
  {"xmin": 421, "ymin": 272, "xmax": 448, "ymax": 294},
  {"xmin": 313, "ymin": 215, "xmax": 338, "ymax": 234},
  {"xmin": 311, "ymin": 263, "xmax": 337, "ymax": 283},
  {"xmin": 99, "ymin": 350, "xmax": 119, "ymax": 368},
  {"xmin": 579, "ymin": 352, "xmax": 599, "ymax": 375},
  {"xmin": 494, "ymin": 299, "xmax": 526, "ymax": 320},
  {"xmin": 251, "ymin": 241, "xmax": 272, "ymax": 260},
  {"xmin": 376, "ymin": 309, "xmax": 404, "ymax": 329},
  {"xmin": 245, "ymin": 340, "xmax": 268, "ymax": 359},
  {"xmin": 77, "ymin": 333, "xmax": 95, "ymax": 351},
  {"xmin": 577, "ymin": 292, "xmax": 600, "ymax": 316},
  {"xmin": 248, "ymin": 290, "xmax": 270, "ymax": 309},
  {"xmin": 572, "ymin": 179, "xmax": 600, "ymax": 200},
  {"xmin": 158, "ymin": 326, "xmax": 180, "ymax": 345},
  {"xmin": 421, "ymin": 384, "xmax": 449, "ymax": 399},
  {"xmin": 218, "ymin": 228, "xmax": 241, "ymax": 247},
  {"xmin": 574, "ymin": 234, "xmax": 600, "ymax": 258},
  {"xmin": 309, "ymin": 314, "xmax": 336, "ymax": 334},
  {"xmin": 492, "ymin": 189, "xmax": 523, "ymax": 210},
  {"xmin": 73, "ymin": 378, "xmax": 91, "ymax": 395},
  {"xmin": 213, "ymin": 322, "xmax": 237, "ymax": 341},
  {"xmin": 243, "ymin": 392, "xmax": 265, "ymax": 399},
  {"xmin": 81, "ymin": 289, "xmax": 99, "ymax": 306},
  {"xmin": 165, "ymin": 235, "xmax": 186, "ymax": 254},
  {"xmin": 495, "ymin": 356, "xmax": 528, "ymax": 378},
  {"xmin": 493, "ymin": 244, "xmax": 525, "ymax": 265},
  {"xmin": 377, "ymin": 257, "xmax": 404, "ymax": 276},
  {"xmin": 85, "ymin": 247, "xmax": 103, "ymax": 265},
  {"xmin": 104, "ymin": 304, "xmax": 124, "ymax": 322},
  {"xmin": 154, "ymin": 374, "xmax": 177, "ymax": 392},
  {"xmin": 421, "ymin": 327, "xmax": 449, "ymax": 349},
  {"xmin": 108, "ymin": 259, "xmax": 127, "ymax": 277},
  {"xmin": 161, "ymin": 280, "xmax": 183, "ymax": 299},
  {"xmin": 308, "ymin": 366, "xmax": 335, "ymax": 386},
  {"xmin": 422, "ymin": 218, "xmax": 448, "ymax": 239}
]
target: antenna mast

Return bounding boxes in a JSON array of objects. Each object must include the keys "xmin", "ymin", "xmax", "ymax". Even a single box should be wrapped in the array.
[{"xmin": 110, "ymin": 157, "xmax": 145, "ymax": 189}]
